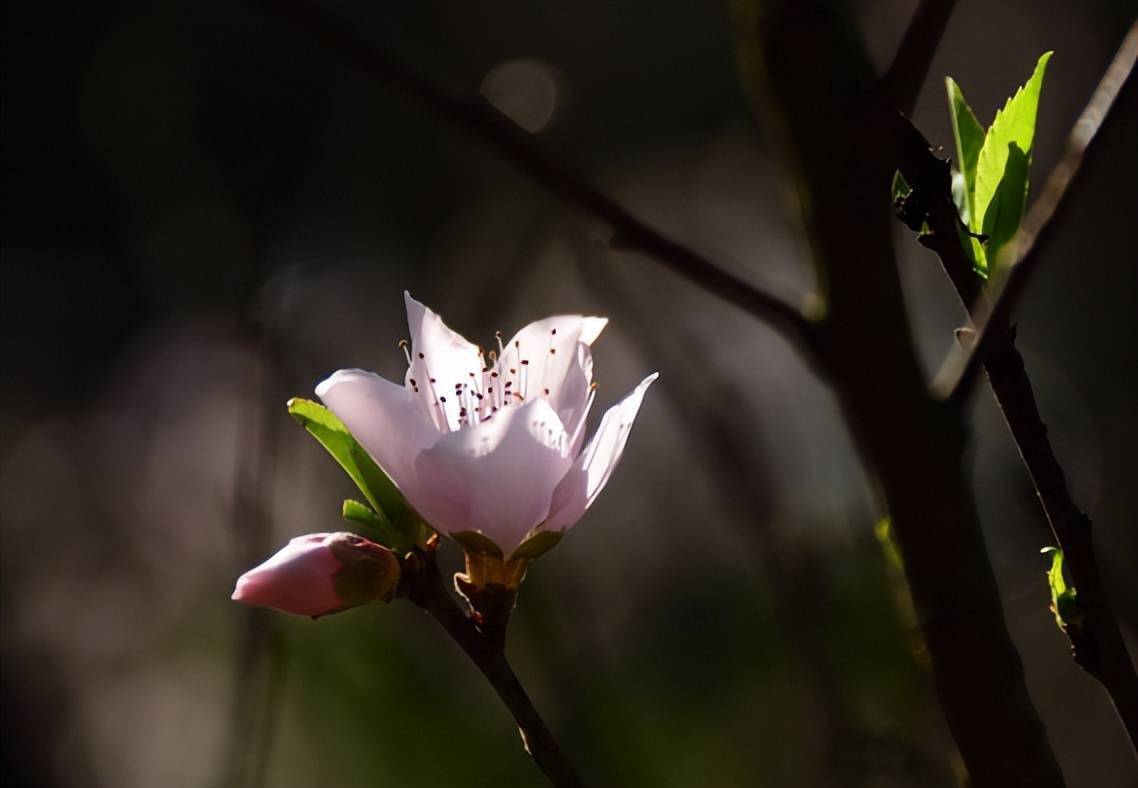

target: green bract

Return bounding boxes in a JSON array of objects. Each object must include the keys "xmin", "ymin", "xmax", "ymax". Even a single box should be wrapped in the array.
[{"xmin": 947, "ymin": 52, "xmax": 1052, "ymax": 276}]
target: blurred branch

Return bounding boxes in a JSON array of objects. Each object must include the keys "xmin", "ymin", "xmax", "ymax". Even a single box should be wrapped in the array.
[
  {"xmin": 894, "ymin": 26, "xmax": 1138, "ymax": 751},
  {"xmin": 402, "ymin": 552, "xmax": 586, "ymax": 788},
  {"xmin": 883, "ymin": 0, "xmax": 958, "ymax": 116},
  {"xmin": 254, "ymin": 0, "xmax": 820, "ymax": 360},
  {"xmin": 571, "ymin": 234, "xmax": 957, "ymax": 784},
  {"xmin": 220, "ymin": 325, "xmax": 287, "ymax": 788},
  {"xmin": 932, "ymin": 20, "xmax": 1138, "ymax": 402}
]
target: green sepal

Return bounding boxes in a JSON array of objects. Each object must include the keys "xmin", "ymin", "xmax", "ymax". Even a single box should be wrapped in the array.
[
  {"xmin": 287, "ymin": 397, "xmax": 427, "ymax": 548},
  {"xmin": 451, "ymin": 530, "xmax": 504, "ymax": 558},
  {"xmin": 509, "ymin": 529, "xmax": 564, "ymax": 562},
  {"xmin": 1041, "ymin": 546, "xmax": 1080, "ymax": 632}
]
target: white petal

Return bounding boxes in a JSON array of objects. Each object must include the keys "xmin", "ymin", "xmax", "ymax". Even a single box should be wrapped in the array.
[
  {"xmin": 316, "ymin": 369, "xmax": 439, "ymax": 498},
  {"xmin": 497, "ymin": 315, "xmax": 606, "ymax": 424},
  {"xmin": 413, "ymin": 397, "xmax": 575, "ymax": 552},
  {"xmin": 404, "ymin": 292, "xmax": 486, "ymax": 431},
  {"xmin": 542, "ymin": 372, "xmax": 658, "ymax": 532}
]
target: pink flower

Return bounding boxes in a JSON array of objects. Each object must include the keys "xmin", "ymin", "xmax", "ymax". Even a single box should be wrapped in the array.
[
  {"xmin": 232, "ymin": 532, "xmax": 400, "ymax": 618},
  {"xmin": 316, "ymin": 293, "xmax": 656, "ymax": 555}
]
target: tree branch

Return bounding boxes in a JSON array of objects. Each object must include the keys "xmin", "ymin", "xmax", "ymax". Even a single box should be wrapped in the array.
[
  {"xmin": 932, "ymin": 20, "xmax": 1138, "ymax": 402},
  {"xmin": 253, "ymin": 0, "xmax": 820, "ymax": 359},
  {"xmin": 893, "ymin": 47, "xmax": 1138, "ymax": 751},
  {"xmin": 731, "ymin": 1, "xmax": 1065, "ymax": 781},
  {"xmin": 883, "ymin": 0, "xmax": 959, "ymax": 116},
  {"xmin": 403, "ymin": 554, "xmax": 586, "ymax": 787}
]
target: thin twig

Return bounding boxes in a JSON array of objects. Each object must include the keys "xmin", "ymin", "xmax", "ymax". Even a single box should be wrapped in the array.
[
  {"xmin": 893, "ymin": 63, "xmax": 1138, "ymax": 753},
  {"xmin": 932, "ymin": 20, "xmax": 1138, "ymax": 402},
  {"xmin": 883, "ymin": 0, "xmax": 959, "ymax": 116},
  {"xmin": 403, "ymin": 555, "xmax": 586, "ymax": 787},
  {"xmin": 253, "ymin": 0, "xmax": 819, "ymax": 358}
]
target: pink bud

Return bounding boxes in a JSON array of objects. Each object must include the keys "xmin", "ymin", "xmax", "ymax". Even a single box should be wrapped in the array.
[{"xmin": 232, "ymin": 532, "xmax": 400, "ymax": 618}]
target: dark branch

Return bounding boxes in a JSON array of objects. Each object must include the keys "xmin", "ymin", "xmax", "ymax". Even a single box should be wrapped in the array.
[
  {"xmin": 255, "ymin": 0, "xmax": 820, "ymax": 359},
  {"xmin": 403, "ymin": 554, "xmax": 586, "ymax": 787},
  {"xmin": 932, "ymin": 20, "xmax": 1138, "ymax": 402},
  {"xmin": 893, "ymin": 41, "xmax": 1138, "ymax": 752},
  {"xmin": 883, "ymin": 0, "xmax": 959, "ymax": 116}
]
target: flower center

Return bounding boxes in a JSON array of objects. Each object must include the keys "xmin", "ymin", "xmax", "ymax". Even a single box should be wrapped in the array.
[{"xmin": 400, "ymin": 327, "xmax": 563, "ymax": 433}]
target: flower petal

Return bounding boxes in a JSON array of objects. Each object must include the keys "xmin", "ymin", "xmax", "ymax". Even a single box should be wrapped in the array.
[
  {"xmin": 404, "ymin": 292, "xmax": 486, "ymax": 432},
  {"xmin": 542, "ymin": 372, "xmax": 657, "ymax": 532},
  {"xmin": 496, "ymin": 315, "xmax": 606, "ymax": 424},
  {"xmin": 316, "ymin": 368, "xmax": 439, "ymax": 498},
  {"xmin": 414, "ymin": 397, "xmax": 575, "ymax": 553}
]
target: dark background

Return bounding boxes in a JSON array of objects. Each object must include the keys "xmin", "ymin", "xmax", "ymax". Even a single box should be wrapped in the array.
[{"xmin": 3, "ymin": 0, "xmax": 1136, "ymax": 785}]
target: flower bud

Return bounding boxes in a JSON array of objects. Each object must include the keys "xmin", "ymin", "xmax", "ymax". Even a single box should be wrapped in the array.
[{"xmin": 232, "ymin": 532, "xmax": 400, "ymax": 619}]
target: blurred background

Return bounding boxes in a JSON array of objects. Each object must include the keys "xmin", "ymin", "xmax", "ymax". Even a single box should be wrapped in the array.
[{"xmin": 3, "ymin": 0, "xmax": 1136, "ymax": 785}]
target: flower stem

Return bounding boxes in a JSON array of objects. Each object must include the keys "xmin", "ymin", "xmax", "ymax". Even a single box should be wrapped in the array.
[{"xmin": 407, "ymin": 556, "xmax": 586, "ymax": 787}]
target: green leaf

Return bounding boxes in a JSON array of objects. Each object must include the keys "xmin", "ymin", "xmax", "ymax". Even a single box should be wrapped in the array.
[
  {"xmin": 509, "ymin": 529, "xmax": 564, "ymax": 562},
  {"xmin": 287, "ymin": 398, "xmax": 424, "ymax": 544},
  {"xmin": 980, "ymin": 142, "xmax": 1030, "ymax": 270},
  {"xmin": 1041, "ymin": 546, "xmax": 1079, "ymax": 632},
  {"xmin": 945, "ymin": 77, "xmax": 985, "ymax": 228},
  {"xmin": 972, "ymin": 51, "xmax": 1052, "ymax": 273},
  {"xmin": 341, "ymin": 499, "xmax": 401, "ymax": 548}
]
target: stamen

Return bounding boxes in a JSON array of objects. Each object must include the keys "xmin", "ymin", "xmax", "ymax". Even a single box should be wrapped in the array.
[{"xmin": 398, "ymin": 339, "xmax": 412, "ymax": 366}]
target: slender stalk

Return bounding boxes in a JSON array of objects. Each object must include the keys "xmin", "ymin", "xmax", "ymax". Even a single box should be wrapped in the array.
[{"xmin": 404, "ymin": 556, "xmax": 586, "ymax": 788}]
